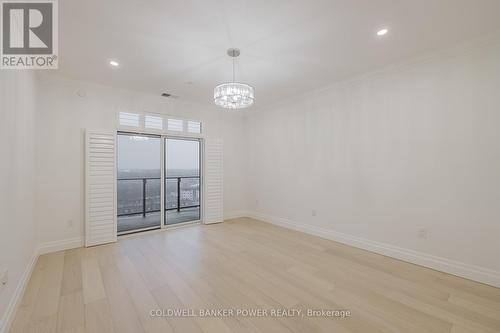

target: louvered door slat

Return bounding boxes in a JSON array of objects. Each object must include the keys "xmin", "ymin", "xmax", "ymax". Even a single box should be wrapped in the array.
[
  {"xmin": 85, "ymin": 131, "xmax": 117, "ymax": 246},
  {"xmin": 204, "ymin": 139, "xmax": 223, "ymax": 224}
]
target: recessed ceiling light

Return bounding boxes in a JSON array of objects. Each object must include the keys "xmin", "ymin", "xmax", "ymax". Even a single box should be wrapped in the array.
[
  {"xmin": 377, "ymin": 28, "xmax": 388, "ymax": 36},
  {"xmin": 109, "ymin": 60, "xmax": 119, "ymax": 67}
]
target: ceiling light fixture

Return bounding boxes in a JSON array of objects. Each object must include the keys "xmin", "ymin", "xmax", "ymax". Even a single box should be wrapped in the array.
[
  {"xmin": 377, "ymin": 28, "xmax": 388, "ymax": 36},
  {"xmin": 214, "ymin": 48, "xmax": 254, "ymax": 109},
  {"xmin": 109, "ymin": 60, "xmax": 119, "ymax": 67}
]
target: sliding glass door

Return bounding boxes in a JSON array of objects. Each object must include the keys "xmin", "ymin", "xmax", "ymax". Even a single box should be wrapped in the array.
[
  {"xmin": 165, "ymin": 138, "xmax": 201, "ymax": 225},
  {"xmin": 116, "ymin": 133, "xmax": 201, "ymax": 234},
  {"xmin": 117, "ymin": 134, "xmax": 161, "ymax": 234}
]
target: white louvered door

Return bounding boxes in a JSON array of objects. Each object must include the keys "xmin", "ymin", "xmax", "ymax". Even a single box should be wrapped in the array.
[
  {"xmin": 85, "ymin": 131, "xmax": 117, "ymax": 246},
  {"xmin": 204, "ymin": 139, "xmax": 223, "ymax": 224}
]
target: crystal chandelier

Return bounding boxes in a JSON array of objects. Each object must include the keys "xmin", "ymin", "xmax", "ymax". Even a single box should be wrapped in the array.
[{"xmin": 214, "ymin": 48, "xmax": 254, "ymax": 109}]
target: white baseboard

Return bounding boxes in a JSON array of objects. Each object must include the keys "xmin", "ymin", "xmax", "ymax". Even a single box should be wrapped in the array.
[
  {"xmin": 37, "ymin": 237, "xmax": 83, "ymax": 255},
  {"xmin": 224, "ymin": 210, "xmax": 249, "ymax": 220},
  {"xmin": 0, "ymin": 250, "xmax": 38, "ymax": 333},
  {"xmin": 247, "ymin": 211, "xmax": 500, "ymax": 288}
]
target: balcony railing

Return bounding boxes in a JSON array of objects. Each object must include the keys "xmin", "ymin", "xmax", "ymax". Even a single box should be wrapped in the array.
[{"xmin": 117, "ymin": 176, "xmax": 200, "ymax": 217}]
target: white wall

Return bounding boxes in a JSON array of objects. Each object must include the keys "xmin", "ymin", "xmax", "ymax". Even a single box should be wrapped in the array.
[
  {"xmin": 245, "ymin": 40, "xmax": 500, "ymax": 286},
  {"xmin": 35, "ymin": 74, "xmax": 247, "ymax": 247},
  {"xmin": 0, "ymin": 71, "xmax": 38, "ymax": 330},
  {"xmin": 4, "ymin": 39, "xmax": 500, "ymax": 327}
]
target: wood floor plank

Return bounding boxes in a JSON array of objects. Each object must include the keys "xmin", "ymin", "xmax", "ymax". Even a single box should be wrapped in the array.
[
  {"xmin": 114, "ymin": 247, "xmax": 175, "ymax": 333},
  {"xmin": 95, "ymin": 244, "xmax": 145, "ymax": 333},
  {"xmin": 27, "ymin": 314, "xmax": 58, "ymax": 333},
  {"xmin": 151, "ymin": 284, "xmax": 204, "ymax": 333},
  {"xmin": 81, "ymin": 249, "xmax": 106, "ymax": 305},
  {"xmin": 61, "ymin": 248, "xmax": 83, "ymax": 296},
  {"xmin": 57, "ymin": 291, "xmax": 84, "ymax": 332},
  {"xmin": 10, "ymin": 218, "xmax": 500, "ymax": 333},
  {"xmin": 9, "ymin": 257, "xmax": 48, "ymax": 333},
  {"xmin": 150, "ymin": 241, "xmax": 292, "ymax": 333},
  {"xmin": 84, "ymin": 298, "xmax": 114, "ymax": 333},
  {"xmin": 158, "ymin": 225, "xmax": 386, "ymax": 333},
  {"xmin": 30, "ymin": 251, "xmax": 65, "ymax": 321},
  {"xmin": 9, "ymin": 307, "xmax": 31, "ymax": 333},
  {"xmin": 130, "ymin": 238, "xmax": 235, "ymax": 333},
  {"xmin": 19, "ymin": 256, "xmax": 45, "ymax": 308}
]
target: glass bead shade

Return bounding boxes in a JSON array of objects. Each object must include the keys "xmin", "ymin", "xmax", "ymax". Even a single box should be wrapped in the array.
[{"xmin": 214, "ymin": 82, "xmax": 254, "ymax": 109}]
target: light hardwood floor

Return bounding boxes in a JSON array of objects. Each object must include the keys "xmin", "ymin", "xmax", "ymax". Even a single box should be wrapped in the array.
[{"xmin": 10, "ymin": 218, "xmax": 500, "ymax": 333}]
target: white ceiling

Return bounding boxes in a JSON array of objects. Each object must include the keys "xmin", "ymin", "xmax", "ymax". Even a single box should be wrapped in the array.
[{"xmin": 56, "ymin": 0, "xmax": 500, "ymax": 107}]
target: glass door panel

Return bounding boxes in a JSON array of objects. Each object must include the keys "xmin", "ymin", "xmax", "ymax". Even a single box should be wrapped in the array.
[
  {"xmin": 117, "ymin": 134, "xmax": 161, "ymax": 234},
  {"xmin": 165, "ymin": 138, "xmax": 201, "ymax": 225}
]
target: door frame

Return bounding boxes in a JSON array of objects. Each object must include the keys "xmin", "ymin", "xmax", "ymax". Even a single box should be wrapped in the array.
[
  {"xmin": 116, "ymin": 130, "xmax": 204, "ymax": 235},
  {"xmin": 163, "ymin": 136, "xmax": 203, "ymax": 229}
]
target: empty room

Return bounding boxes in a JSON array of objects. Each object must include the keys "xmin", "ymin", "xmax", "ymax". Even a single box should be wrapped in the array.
[{"xmin": 1, "ymin": 0, "xmax": 500, "ymax": 332}]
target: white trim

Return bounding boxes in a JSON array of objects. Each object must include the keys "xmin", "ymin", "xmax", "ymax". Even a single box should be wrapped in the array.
[
  {"xmin": 38, "ymin": 237, "xmax": 84, "ymax": 255},
  {"xmin": 224, "ymin": 210, "xmax": 248, "ymax": 220},
  {"xmin": 164, "ymin": 136, "xmax": 203, "ymax": 226},
  {"xmin": 115, "ymin": 133, "xmax": 203, "ymax": 233},
  {"xmin": 160, "ymin": 136, "xmax": 166, "ymax": 229},
  {"xmin": 0, "ymin": 251, "xmax": 37, "ymax": 333},
  {"xmin": 164, "ymin": 220, "xmax": 201, "ymax": 230},
  {"xmin": 199, "ymin": 139, "xmax": 205, "ymax": 223},
  {"xmin": 247, "ymin": 211, "xmax": 500, "ymax": 288}
]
